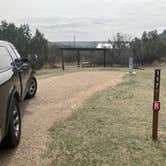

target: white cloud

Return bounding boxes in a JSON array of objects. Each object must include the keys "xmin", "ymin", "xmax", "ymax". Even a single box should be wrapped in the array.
[{"xmin": 0, "ymin": 0, "xmax": 166, "ymax": 41}]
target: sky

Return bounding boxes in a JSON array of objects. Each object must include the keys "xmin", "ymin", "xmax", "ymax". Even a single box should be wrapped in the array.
[{"xmin": 0, "ymin": 0, "xmax": 166, "ymax": 41}]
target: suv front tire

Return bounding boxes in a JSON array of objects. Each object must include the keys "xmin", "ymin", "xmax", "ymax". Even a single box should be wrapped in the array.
[{"xmin": 26, "ymin": 77, "xmax": 37, "ymax": 99}]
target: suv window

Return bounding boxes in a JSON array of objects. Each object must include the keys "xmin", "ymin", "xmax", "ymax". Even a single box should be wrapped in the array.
[
  {"xmin": 0, "ymin": 46, "xmax": 13, "ymax": 70},
  {"xmin": 10, "ymin": 45, "xmax": 21, "ymax": 59}
]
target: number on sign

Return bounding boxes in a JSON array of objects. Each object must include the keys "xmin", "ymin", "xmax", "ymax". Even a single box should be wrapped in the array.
[{"xmin": 153, "ymin": 102, "xmax": 160, "ymax": 111}]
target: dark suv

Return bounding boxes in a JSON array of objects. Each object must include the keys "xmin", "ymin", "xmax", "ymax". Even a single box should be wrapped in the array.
[{"xmin": 0, "ymin": 40, "xmax": 37, "ymax": 148}]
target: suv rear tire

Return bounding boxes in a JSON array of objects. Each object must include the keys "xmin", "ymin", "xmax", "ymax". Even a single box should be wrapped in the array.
[{"xmin": 0, "ymin": 98, "xmax": 21, "ymax": 148}]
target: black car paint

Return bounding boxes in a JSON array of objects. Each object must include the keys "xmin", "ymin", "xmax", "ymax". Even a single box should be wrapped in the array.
[{"xmin": 0, "ymin": 42, "xmax": 34, "ymax": 143}]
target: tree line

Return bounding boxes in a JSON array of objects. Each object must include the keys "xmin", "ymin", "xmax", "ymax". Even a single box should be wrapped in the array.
[
  {"xmin": 107, "ymin": 31, "xmax": 166, "ymax": 66},
  {"xmin": 131, "ymin": 30, "xmax": 166, "ymax": 65},
  {"xmin": 1, "ymin": 21, "xmax": 166, "ymax": 68},
  {"xmin": 0, "ymin": 21, "xmax": 48, "ymax": 69}
]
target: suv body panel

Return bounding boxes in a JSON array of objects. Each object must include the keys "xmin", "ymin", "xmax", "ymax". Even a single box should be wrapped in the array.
[{"xmin": 0, "ymin": 40, "xmax": 35, "ymax": 142}]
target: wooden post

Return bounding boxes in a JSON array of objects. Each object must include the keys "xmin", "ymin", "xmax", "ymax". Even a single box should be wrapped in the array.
[
  {"xmin": 77, "ymin": 49, "xmax": 80, "ymax": 67},
  {"xmin": 104, "ymin": 49, "xmax": 106, "ymax": 67},
  {"xmin": 152, "ymin": 69, "xmax": 161, "ymax": 140},
  {"xmin": 152, "ymin": 111, "xmax": 159, "ymax": 140},
  {"xmin": 61, "ymin": 50, "xmax": 64, "ymax": 70}
]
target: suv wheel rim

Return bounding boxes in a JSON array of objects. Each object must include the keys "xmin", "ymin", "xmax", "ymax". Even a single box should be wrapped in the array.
[
  {"xmin": 13, "ymin": 106, "xmax": 20, "ymax": 139},
  {"xmin": 30, "ymin": 79, "xmax": 36, "ymax": 96}
]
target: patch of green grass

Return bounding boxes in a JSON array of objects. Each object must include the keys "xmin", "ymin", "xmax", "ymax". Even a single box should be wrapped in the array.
[{"xmin": 46, "ymin": 68, "xmax": 166, "ymax": 166}]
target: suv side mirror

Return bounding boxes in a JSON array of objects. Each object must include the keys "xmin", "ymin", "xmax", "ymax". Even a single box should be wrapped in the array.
[{"xmin": 14, "ymin": 58, "xmax": 23, "ymax": 66}]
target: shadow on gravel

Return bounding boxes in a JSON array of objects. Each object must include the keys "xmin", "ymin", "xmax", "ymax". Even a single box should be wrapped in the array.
[{"xmin": 0, "ymin": 147, "xmax": 17, "ymax": 165}]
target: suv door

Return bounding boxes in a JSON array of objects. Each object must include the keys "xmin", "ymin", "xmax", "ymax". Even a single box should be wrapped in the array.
[
  {"xmin": 8, "ymin": 46, "xmax": 30, "ymax": 100},
  {"xmin": 17, "ymin": 60, "xmax": 30, "ymax": 100},
  {"xmin": 0, "ymin": 46, "xmax": 16, "ymax": 141}
]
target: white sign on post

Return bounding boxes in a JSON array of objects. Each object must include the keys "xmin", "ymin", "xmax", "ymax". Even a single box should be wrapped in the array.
[{"xmin": 129, "ymin": 57, "xmax": 133, "ymax": 74}]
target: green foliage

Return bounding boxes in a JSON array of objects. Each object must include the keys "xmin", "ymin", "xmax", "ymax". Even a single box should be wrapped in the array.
[
  {"xmin": 30, "ymin": 29, "xmax": 48, "ymax": 69},
  {"xmin": 111, "ymin": 33, "xmax": 132, "ymax": 65},
  {"xmin": 131, "ymin": 30, "xmax": 166, "ymax": 65},
  {"xmin": 47, "ymin": 45, "xmax": 61, "ymax": 67},
  {"xmin": 113, "ymin": 33, "xmax": 128, "ymax": 55},
  {"xmin": 1, "ymin": 20, "xmax": 166, "ymax": 68},
  {"xmin": 0, "ymin": 21, "xmax": 48, "ymax": 69}
]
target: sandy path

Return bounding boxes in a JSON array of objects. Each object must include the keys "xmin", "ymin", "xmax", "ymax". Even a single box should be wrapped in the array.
[{"xmin": 0, "ymin": 71, "xmax": 124, "ymax": 166}]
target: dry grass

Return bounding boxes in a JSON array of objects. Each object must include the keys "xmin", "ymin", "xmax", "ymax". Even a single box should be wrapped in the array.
[
  {"xmin": 47, "ymin": 68, "xmax": 166, "ymax": 166},
  {"xmin": 0, "ymin": 70, "xmax": 124, "ymax": 166}
]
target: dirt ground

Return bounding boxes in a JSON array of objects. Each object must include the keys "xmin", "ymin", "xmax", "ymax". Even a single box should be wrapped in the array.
[{"xmin": 0, "ymin": 71, "xmax": 124, "ymax": 166}]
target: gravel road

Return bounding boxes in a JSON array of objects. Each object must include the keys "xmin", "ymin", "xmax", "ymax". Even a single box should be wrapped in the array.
[{"xmin": 0, "ymin": 71, "xmax": 124, "ymax": 166}]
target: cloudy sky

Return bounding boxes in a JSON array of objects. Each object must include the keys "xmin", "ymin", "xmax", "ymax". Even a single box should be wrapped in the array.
[{"xmin": 0, "ymin": 0, "xmax": 166, "ymax": 41}]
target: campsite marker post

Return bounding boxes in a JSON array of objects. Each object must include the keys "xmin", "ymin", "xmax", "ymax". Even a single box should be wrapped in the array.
[
  {"xmin": 128, "ymin": 57, "xmax": 133, "ymax": 74},
  {"xmin": 103, "ymin": 49, "xmax": 106, "ymax": 67},
  {"xmin": 61, "ymin": 50, "xmax": 65, "ymax": 70},
  {"xmin": 127, "ymin": 57, "xmax": 136, "ymax": 75},
  {"xmin": 152, "ymin": 69, "xmax": 161, "ymax": 140}
]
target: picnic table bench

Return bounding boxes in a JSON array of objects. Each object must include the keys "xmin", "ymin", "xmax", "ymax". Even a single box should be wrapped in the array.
[{"xmin": 80, "ymin": 61, "xmax": 94, "ymax": 68}]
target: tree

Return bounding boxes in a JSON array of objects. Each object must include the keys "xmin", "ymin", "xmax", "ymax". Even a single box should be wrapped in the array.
[
  {"xmin": 111, "ymin": 33, "xmax": 130, "ymax": 65},
  {"xmin": 141, "ymin": 30, "xmax": 160, "ymax": 63},
  {"xmin": 30, "ymin": 29, "xmax": 48, "ymax": 69},
  {"xmin": 131, "ymin": 30, "xmax": 166, "ymax": 65},
  {"xmin": 0, "ymin": 21, "xmax": 18, "ymax": 46},
  {"xmin": 16, "ymin": 24, "xmax": 32, "ymax": 57},
  {"xmin": 113, "ymin": 33, "xmax": 127, "ymax": 57},
  {"xmin": 130, "ymin": 37, "xmax": 144, "ymax": 65},
  {"xmin": 47, "ymin": 45, "xmax": 61, "ymax": 67},
  {"xmin": 0, "ymin": 21, "xmax": 48, "ymax": 69}
]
